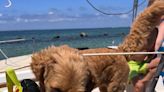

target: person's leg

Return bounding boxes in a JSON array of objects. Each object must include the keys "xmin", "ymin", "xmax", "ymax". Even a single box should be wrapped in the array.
[
  {"xmin": 132, "ymin": 76, "xmax": 145, "ymax": 92},
  {"xmin": 133, "ymin": 69, "xmax": 156, "ymax": 92},
  {"xmin": 155, "ymin": 21, "xmax": 164, "ymax": 51},
  {"xmin": 132, "ymin": 57, "xmax": 160, "ymax": 92}
]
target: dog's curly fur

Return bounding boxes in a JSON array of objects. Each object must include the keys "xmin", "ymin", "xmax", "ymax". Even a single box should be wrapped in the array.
[
  {"xmin": 79, "ymin": 48, "xmax": 129, "ymax": 92},
  {"xmin": 31, "ymin": 45, "xmax": 90, "ymax": 92},
  {"xmin": 31, "ymin": 0, "xmax": 164, "ymax": 92},
  {"xmin": 119, "ymin": 0, "xmax": 164, "ymax": 61},
  {"xmin": 31, "ymin": 45, "xmax": 129, "ymax": 92}
]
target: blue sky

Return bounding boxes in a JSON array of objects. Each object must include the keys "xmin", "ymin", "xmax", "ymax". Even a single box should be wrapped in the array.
[{"xmin": 0, "ymin": 0, "xmax": 148, "ymax": 31}]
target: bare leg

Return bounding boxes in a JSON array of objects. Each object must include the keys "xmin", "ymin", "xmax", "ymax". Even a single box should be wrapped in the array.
[{"xmin": 133, "ymin": 57, "xmax": 160, "ymax": 92}]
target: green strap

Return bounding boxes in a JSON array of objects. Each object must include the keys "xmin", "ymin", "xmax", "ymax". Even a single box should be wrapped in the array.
[{"xmin": 6, "ymin": 67, "xmax": 22, "ymax": 92}]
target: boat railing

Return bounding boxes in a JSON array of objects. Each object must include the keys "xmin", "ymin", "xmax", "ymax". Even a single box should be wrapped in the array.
[
  {"xmin": 0, "ymin": 49, "xmax": 9, "ymax": 64},
  {"xmin": 0, "ymin": 39, "xmax": 26, "ymax": 44}
]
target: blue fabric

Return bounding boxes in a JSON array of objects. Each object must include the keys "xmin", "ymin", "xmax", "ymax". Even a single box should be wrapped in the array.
[
  {"xmin": 160, "ymin": 72, "xmax": 164, "ymax": 76},
  {"xmin": 158, "ymin": 41, "xmax": 164, "ymax": 51},
  {"xmin": 158, "ymin": 47, "xmax": 164, "ymax": 51},
  {"xmin": 160, "ymin": 72, "xmax": 164, "ymax": 85}
]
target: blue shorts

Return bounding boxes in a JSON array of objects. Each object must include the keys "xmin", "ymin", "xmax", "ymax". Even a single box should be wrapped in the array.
[{"xmin": 158, "ymin": 47, "xmax": 164, "ymax": 51}]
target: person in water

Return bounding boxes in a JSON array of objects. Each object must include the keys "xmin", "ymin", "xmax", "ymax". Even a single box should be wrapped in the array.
[{"xmin": 132, "ymin": 16, "xmax": 164, "ymax": 92}]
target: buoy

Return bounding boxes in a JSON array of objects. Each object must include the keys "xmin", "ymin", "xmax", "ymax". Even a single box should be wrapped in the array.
[
  {"xmin": 53, "ymin": 35, "xmax": 60, "ymax": 39},
  {"xmin": 80, "ymin": 32, "xmax": 87, "ymax": 37},
  {"xmin": 103, "ymin": 33, "xmax": 108, "ymax": 36}
]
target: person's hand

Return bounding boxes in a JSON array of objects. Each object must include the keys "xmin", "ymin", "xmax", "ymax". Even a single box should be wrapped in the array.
[
  {"xmin": 134, "ymin": 80, "xmax": 145, "ymax": 92},
  {"xmin": 147, "ymin": 57, "xmax": 160, "ymax": 69}
]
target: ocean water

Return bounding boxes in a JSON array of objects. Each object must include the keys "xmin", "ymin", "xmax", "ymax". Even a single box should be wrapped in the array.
[{"xmin": 0, "ymin": 27, "xmax": 130, "ymax": 60}]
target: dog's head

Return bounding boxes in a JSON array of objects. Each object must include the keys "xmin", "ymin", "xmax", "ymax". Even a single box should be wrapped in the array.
[{"xmin": 31, "ymin": 45, "xmax": 90, "ymax": 92}]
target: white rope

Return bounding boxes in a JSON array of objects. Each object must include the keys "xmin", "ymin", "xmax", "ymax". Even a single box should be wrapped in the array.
[{"xmin": 83, "ymin": 52, "xmax": 164, "ymax": 56}]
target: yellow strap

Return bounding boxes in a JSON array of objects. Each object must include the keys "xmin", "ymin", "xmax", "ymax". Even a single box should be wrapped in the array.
[{"xmin": 6, "ymin": 67, "xmax": 22, "ymax": 92}]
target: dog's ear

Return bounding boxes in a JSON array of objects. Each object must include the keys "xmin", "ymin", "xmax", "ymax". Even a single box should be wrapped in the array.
[{"xmin": 31, "ymin": 56, "xmax": 46, "ymax": 92}]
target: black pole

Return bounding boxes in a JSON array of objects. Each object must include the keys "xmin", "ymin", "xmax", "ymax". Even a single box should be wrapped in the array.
[{"xmin": 149, "ymin": 54, "xmax": 164, "ymax": 92}]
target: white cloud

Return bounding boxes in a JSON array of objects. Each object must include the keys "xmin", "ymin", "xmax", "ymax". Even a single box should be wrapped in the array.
[
  {"xmin": 0, "ymin": 13, "xmax": 3, "ymax": 17},
  {"xmin": 48, "ymin": 18, "xmax": 76, "ymax": 22},
  {"xmin": 74, "ymin": 14, "xmax": 80, "ymax": 17},
  {"xmin": 29, "ymin": 19, "xmax": 40, "ymax": 22},
  {"xmin": 95, "ymin": 13, "xmax": 100, "ymax": 16},
  {"xmin": 48, "ymin": 11, "xmax": 54, "ymax": 15},
  {"xmin": 16, "ymin": 17, "xmax": 21, "ymax": 22},
  {"xmin": 16, "ymin": 17, "xmax": 40, "ymax": 23},
  {"xmin": 24, "ymin": 19, "xmax": 29, "ymax": 23},
  {"xmin": 119, "ymin": 14, "xmax": 129, "ymax": 19},
  {"xmin": 0, "ymin": 20, "xmax": 7, "ymax": 24}
]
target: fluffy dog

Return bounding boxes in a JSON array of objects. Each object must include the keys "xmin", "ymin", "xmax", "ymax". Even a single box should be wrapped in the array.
[
  {"xmin": 31, "ymin": 45, "xmax": 89, "ymax": 92},
  {"xmin": 31, "ymin": 0, "xmax": 164, "ymax": 92},
  {"xmin": 31, "ymin": 45, "xmax": 129, "ymax": 92},
  {"xmin": 119, "ymin": 0, "xmax": 164, "ymax": 61}
]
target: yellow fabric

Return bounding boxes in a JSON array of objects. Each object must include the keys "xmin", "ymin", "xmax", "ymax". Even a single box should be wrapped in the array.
[
  {"xmin": 128, "ymin": 61, "xmax": 140, "ymax": 80},
  {"xmin": 128, "ymin": 60, "xmax": 148, "ymax": 80},
  {"xmin": 6, "ymin": 67, "xmax": 22, "ymax": 92},
  {"xmin": 139, "ymin": 63, "xmax": 148, "ymax": 74}
]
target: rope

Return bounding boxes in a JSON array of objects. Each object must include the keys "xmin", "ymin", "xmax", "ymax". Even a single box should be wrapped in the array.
[
  {"xmin": 86, "ymin": 0, "xmax": 146, "ymax": 15},
  {"xmin": 83, "ymin": 51, "xmax": 164, "ymax": 56}
]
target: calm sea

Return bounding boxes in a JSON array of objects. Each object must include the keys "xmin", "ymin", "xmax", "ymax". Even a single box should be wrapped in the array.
[{"xmin": 0, "ymin": 27, "xmax": 130, "ymax": 60}]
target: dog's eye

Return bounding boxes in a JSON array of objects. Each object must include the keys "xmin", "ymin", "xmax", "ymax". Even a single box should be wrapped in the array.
[{"xmin": 51, "ymin": 88, "xmax": 62, "ymax": 92}]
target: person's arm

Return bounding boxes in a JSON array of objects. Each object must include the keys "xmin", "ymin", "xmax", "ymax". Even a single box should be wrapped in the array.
[{"xmin": 155, "ymin": 21, "xmax": 164, "ymax": 51}]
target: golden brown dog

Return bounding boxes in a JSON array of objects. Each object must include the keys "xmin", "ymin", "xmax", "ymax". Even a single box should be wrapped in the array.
[
  {"xmin": 31, "ymin": 0, "xmax": 164, "ymax": 92},
  {"xmin": 31, "ymin": 45, "xmax": 90, "ymax": 92},
  {"xmin": 31, "ymin": 45, "xmax": 129, "ymax": 92},
  {"xmin": 119, "ymin": 0, "xmax": 164, "ymax": 61}
]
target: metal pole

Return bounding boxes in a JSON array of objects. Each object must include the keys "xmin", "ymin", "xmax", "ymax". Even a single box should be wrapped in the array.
[
  {"xmin": 149, "ymin": 55, "xmax": 164, "ymax": 92},
  {"xmin": 132, "ymin": 0, "xmax": 138, "ymax": 22}
]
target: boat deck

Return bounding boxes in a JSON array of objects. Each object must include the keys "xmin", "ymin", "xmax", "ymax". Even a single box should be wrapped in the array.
[
  {"xmin": 0, "ymin": 54, "xmax": 164, "ymax": 92},
  {"xmin": 0, "ymin": 54, "xmax": 31, "ymax": 73}
]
